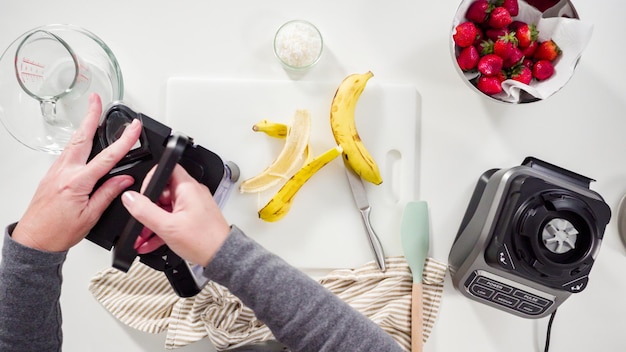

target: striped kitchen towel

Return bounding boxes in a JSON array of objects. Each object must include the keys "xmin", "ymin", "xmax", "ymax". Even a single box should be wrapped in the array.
[{"xmin": 89, "ymin": 256, "xmax": 447, "ymax": 351}]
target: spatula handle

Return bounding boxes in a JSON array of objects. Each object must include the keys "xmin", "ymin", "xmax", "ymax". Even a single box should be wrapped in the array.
[{"xmin": 411, "ymin": 282, "xmax": 424, "ymax": 352}]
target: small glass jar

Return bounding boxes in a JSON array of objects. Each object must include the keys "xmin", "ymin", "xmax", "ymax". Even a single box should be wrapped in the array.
[{"xmin": 273, "ymin": 20, "xmax": 323, "ymax": 70}]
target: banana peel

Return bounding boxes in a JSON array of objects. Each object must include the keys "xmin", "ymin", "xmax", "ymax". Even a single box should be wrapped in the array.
[
  {"xmin": 252, "ymin": 119, "xmax": 289, "ymax": 138},
  {"xmin": 252, "ymin": 119, "xmax": 313, "ymax": 163},
  {"xmin": 259, "ymin": 145, "xmax": 343, "ymax": 222},
  {"xmin": 239, "ymin": 111, "xmax": 311, "ymax": 193}
]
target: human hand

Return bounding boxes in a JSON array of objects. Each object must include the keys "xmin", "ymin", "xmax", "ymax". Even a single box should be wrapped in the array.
[
  {"xmin": 121, "ymin": 164, "xmax": 230, "ymax": 268},
  {"xmin": 12, "ymin": 94, "xmax": 143, "ymax": 252}
]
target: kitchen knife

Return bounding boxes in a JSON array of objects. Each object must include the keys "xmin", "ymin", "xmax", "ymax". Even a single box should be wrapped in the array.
[
  {"xmin": 344, "ymin": 163, "xmax": 386, "ymax": 271},
  {"xmin": 400, "ymin": 201, "xmax": 429, "ymax": 352}
]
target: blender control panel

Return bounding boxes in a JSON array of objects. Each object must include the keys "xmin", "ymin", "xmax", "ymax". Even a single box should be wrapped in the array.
[{"xmin": 464, "ymin": 270, "xmax": 555, "ymax": 316}]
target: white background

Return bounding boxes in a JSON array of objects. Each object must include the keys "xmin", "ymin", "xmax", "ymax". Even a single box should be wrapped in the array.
[{"xmin": 1, "ymin": 0, "xmax": 625, "ymax": 351}]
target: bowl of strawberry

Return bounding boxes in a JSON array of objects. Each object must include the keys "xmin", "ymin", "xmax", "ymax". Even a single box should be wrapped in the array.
[{"xmin": 451, "ymin": 0, "xmax": 593, "ymax": 103}]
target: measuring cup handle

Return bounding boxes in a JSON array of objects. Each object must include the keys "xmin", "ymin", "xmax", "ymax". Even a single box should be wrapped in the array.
[{"xmin": 40, "ymin": 100, "xmax": 57, "ymax": 121}]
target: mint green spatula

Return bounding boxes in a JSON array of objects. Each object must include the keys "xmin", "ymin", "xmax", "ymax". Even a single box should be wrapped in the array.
[{"xmin": 401, "ymin": 201, "xmax": 430, "ymax": 352}]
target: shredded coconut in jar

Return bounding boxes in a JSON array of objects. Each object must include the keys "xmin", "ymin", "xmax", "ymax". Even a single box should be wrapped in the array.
[{"xmin": 274, "ymin": 20, "xmax": 323, "ymax": 69}]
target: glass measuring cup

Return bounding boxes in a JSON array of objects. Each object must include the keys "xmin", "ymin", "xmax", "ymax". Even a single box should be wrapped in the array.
[
  {"xmin": 0, "ymin": 24, "xmax": 124, "ymax": 153},
  {"xmin": 15, "ymin": 29, "xmax": 92, "ymax": 127}
]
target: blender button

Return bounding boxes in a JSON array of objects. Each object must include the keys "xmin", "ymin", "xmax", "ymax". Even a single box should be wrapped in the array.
[
  {"xmin": 469, "ymin": 284, "xmax": 495, "ymax": 299},
  {"xmin": 518, "ymin": 302, "xmax": 544, "ymax": 315},
  {"xmin": 493, "ymin": 293, "xmax": 520, "ymax": 308},
  {"xmin": 476, "ymin": 276, "xmax": 514, "ymax": 294},
  {"xmin": 564, "ymin": 276, "xmax": 588, "ymax": 293},
  {"xmin": 513, "ymin": 290, "xmax": 550, "ymax": 307},
  {"xmin": 496, "ymin": 245, "xmax": 515, "ymax": 270}
]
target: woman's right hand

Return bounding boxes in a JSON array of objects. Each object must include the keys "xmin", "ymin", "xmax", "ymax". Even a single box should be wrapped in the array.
[{"xmin": 121, "ymin": 165, "xmax": 231, "ymax": 267}]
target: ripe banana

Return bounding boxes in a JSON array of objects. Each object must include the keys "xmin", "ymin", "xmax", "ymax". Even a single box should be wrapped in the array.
[
  {"xmin": 330, "ymin": 71, "xmax": 382, "ymax": 185},
  {"xmin": 259, "ymin": 145, "xmax": 342, "ymax": 222},
  {"xmin": 252, "ymin": 119, "xmax": 289, "ymax": 138}
]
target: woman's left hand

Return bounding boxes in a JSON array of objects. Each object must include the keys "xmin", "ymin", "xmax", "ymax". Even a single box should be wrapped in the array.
[{"xmin": 12, "ymin": 94, "xmax": 143, "ymax": 252}]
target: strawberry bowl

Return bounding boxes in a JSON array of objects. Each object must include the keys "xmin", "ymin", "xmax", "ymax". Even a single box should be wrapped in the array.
[{"xmin": 451, "ymin": 0, "xmax": 593, "ymax": 103}]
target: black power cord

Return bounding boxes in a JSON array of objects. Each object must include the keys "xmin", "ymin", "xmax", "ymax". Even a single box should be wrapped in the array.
[{"xmin": 544, "ymin": 309, "xmax": 557, "ymax": 352}]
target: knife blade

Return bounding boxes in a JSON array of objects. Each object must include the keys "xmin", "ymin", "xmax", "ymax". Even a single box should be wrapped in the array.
[{"xmin": 344, "ymin": 163, "xmax": 386, "ymax": 271}]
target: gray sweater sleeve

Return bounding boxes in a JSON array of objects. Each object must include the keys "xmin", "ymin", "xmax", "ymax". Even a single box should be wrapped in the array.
[
  {"xmin": 0, "ymin": 223, "xmax": 66, "ymax": 352},
  {"xmin": 203, "ymin": 225, "xmax": 403, "ymax": 352}
]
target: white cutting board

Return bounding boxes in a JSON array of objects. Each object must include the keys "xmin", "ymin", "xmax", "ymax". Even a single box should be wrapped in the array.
[{"xmin": 165, "ymin": 77, "xmax": 421, "ymax": 270}]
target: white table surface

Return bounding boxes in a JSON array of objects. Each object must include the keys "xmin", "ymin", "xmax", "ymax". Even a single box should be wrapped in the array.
[{"xmin": 1, "ymin": 1, "xmax": 625, "ymax": 351}]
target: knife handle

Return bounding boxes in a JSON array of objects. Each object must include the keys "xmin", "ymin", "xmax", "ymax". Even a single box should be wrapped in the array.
[{"xmin": 359, "ymin": 207, "xmax": 386, "ymax": 271}]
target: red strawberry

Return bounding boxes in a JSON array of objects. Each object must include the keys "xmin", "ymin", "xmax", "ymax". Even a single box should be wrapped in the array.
[
  {"xmin": 534, "ymin": 40, "xmax": 561, "ymax": 61},
  {"xmin": 466, "ymin": 0, "xmax": 492, "ymax": 24},
  {"xmin": 514, "ymin": 23, "xmax": 538, "ymax": 49},
  {"xmin": 457, "ymin": 46, "xmax": 480, "ymax": 71},
  {"xmin": 532, "ymin": 59, "xmax": 555, "ymax": 80},
  {"xmin": 488, "ymin": 7, "xmax": 513, "ymax": 29},
  {"xmin": 473, "ymin": 27, "xmax": 485, "ymax": 46},
  {"xmin": 522, "ymin": 58, "xmax": 534, "ymax": 69},
  {"xmin": 521, "ymin": 40, "xmax": 538, "ymax": 57},
  {"xmin": 478, "ymin": 54, "xmax": 504, "ymax": 75},
  {"xmin": 479, "ymin": 39, "xmax": 494, "ymax": 56},
  {"xmin": 493, "ymin": 32, "xmax": 518, "ymax": 60},
  {"xmin": 453, "ymin": 22, "xmax": 479, "ymax": 48},
  {"xmin": 485, "ymin": 28, "xmax": 509, "ymax": 41},
  {"xmin": 511, "ymin": 65, "xmax": 532, "ymax": 84},
  {"xmin": 495, "ymin": 70, "xmax": 508, "ymax": 83},
  {"xmin": 477, "ymin": 75, "xmax": 503, "ymax": 95},
  {"xmin": 503, "ymin": 47, "xmax": 524, "ymax": 68},
  {"xmin": 500, "ymin": 0, "xmax": 519, "ymax": 16}
]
